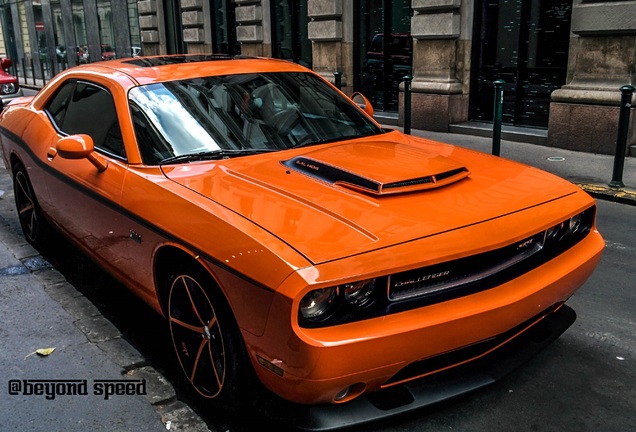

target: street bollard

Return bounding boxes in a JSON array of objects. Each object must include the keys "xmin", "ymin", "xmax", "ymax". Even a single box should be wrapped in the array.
[
  {"xmin": 30, "ymin": 58, "xmax": 36, "ymax": 85},
  {"xmin": 492, "ymin": 79, "xmax": 505, "ymax": 156},
  {"xmin": 334, "ymin": 71, "xmax": 342, "ymax": 90},
  {"xmin": 403, "ymin": 75, "xmax": 413, "ymax": 135},
  {"xmin": 609, "ymin": 85, "xmax": 635, "ymax": 188}
]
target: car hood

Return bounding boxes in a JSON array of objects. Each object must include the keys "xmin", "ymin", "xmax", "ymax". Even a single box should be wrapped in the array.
[
  {"xmin": 0, "ymin": 70, "xmax": 17, "ymax": 84},
  {"xmin": 162, "ymin": 131, "xmax": 578, "ymax": 264}
]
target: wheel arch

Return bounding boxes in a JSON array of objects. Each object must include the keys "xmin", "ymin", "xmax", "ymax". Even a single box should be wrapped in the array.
[
  {"xmin": 153, "ymin": 245, "xmax": 229, "ymax": 316},
  {"xmin": 9, "ymin": 151, "xmax": 24, "ymax": 173}
]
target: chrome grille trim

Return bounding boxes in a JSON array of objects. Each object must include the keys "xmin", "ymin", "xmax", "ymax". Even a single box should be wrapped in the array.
[{"xmin": 388, "ymin": 232, "xmax": 546, "ymax": 302}]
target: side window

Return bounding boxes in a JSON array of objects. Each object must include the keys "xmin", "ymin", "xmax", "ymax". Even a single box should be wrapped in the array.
[
  {"xmin": 45, "ymin": 81, "xmax": 126, "ymax": 159},
  {"xmin": 45, "ymin": 81, "xmax": 75, "ymax": 127}
]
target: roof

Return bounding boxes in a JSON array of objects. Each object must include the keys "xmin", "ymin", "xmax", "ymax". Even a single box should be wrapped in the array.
[{"xmin": 91, "ymin": 54, "xmax": 311, "ymax": 86}]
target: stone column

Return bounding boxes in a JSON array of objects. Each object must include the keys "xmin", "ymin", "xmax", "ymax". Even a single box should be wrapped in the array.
[
  {"xmin": 236, "ymin": 0, "xmax": 270, "ymax": 57},
  {"xmin": 549, "ymin": 0, "xmax": 636, "ymax": 155},
  {"xmin": 112, "ymin": 0, "xmax": 132, "ymax": 59},
  {"xmin": 59, "ymin": 0, "xmax": 77, "ymax": 65},
  {"xmin": 24, "ymin": 0, "xmax": 43, "ymax": 77},
  {"xmin": 40, "ymin": 0, "xmax": 58, "ymax": 73},
  {"xmin": 406, "ymin": 0, "xmax": 470, "ymax": 131},
  {"xmin": 181, "ymin": 0, "xmax": 211, "ymax": 53},
  {"xmin": 138, "ymin": 0, "xmax": 165, "ymax": 55},
  {"xmin": 82, "ymin": 0, "xmax": 101, "ymax": 64},
  {"xmin": 308, "ymin": 0, "xmax": 354, "ymax": 94}
]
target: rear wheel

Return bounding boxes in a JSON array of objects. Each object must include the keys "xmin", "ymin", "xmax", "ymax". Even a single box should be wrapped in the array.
[
  {"xmin": 167, "ymin": 265, "xmax": 249, "ymax": 401},
  {"xmin": 13, "ymin": 162, "xmax": 50, "ymax": 248}
]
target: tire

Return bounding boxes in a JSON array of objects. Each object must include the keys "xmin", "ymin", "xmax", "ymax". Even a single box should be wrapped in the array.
[
  {"xmin": 167, "ymin": 264, "xmax": 250, "ymax": 402},
  {"xmin": 13, "ymin": 162, "xmax": 50, "ymax": 249}
]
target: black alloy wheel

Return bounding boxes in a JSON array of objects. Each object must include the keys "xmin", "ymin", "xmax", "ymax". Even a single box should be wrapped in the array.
[
  {"xmin": 13, "ymin": 162, "xmax": 49, "ymax": 248},
  {"xmin": 167, "ymin": 267, "xmax": 246, "ymax": 400}
]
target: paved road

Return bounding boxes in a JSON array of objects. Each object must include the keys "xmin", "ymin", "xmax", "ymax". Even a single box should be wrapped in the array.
[{"xmin": 347, "ymin": 200, "xmax": 636, "ymax": 432}]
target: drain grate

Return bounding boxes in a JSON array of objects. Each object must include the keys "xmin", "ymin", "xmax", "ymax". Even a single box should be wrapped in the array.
[
  {"xmin": 21, "ymin": 256, "xmax": 52, "ymax": 271},
  {"xmin": 0, "ymin": 265, "xmax": 29, "ymax": 276}
]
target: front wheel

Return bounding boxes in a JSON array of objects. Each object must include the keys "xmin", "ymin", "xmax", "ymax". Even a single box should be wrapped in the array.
[
  {"xmin": 13, "ymin": 162, "xmax": 50, "ymax": 249},
  {"xmin": 167, "ymin": 266, "xmax": 249, "ymax": 402}
]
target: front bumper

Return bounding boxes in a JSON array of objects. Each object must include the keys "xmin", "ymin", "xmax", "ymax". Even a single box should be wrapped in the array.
[
  {"xmin": 249, "ymin": 228, "xmax": 602, "ymax": 405},
  {"xmin": 258, "ymin": 303, "xmax": 576, "ymax": 431}
]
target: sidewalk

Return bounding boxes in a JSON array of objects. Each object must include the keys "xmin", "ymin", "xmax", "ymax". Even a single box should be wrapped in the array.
[{"xmin": 0, "ymin": 160, "xmax": 212, "ymax": 431}]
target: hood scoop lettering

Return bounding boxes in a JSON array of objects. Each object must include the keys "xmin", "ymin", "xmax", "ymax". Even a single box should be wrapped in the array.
[{"xmin": 282, "ymin": 142, "xmax": 470, "ymax": 195}]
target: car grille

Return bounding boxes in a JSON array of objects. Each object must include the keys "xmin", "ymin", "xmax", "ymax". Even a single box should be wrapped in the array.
[{"xmin": 388, "ymin": 231, "xmax": 546, "ymax": 301}]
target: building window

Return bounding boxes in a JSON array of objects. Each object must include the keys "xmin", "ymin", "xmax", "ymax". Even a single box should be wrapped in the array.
[
  {"xmin": 211, "ymin": 0, "xmax": 239, "ymax": 55},
  {"xmin": 354, "ymin": 0, "xmax": 412, "ymax": 112},
  {"xmin": 270, "ymin": 0, "xmax": 311, "ymax": 68},
  {"xmin": 470, "ymin": 0, "xmax": 573, "ymax": 127}
]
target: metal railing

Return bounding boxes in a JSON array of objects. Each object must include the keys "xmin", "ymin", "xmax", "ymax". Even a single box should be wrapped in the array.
[{"xmin": 12, "ymin": 55, "xmax": 80, "ymax": 88}]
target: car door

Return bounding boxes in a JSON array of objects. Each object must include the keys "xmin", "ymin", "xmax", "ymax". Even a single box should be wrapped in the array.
[{"xmin": 42, "ymin": 79, "xmax": 130, "ymax": 270}]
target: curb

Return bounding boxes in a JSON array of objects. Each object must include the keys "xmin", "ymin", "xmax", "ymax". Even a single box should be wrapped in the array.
[
  {"xmin": 576, "ymin": 183, "xmax": 636, "ymax": 206},
  {"xmin": 1, "ymin": 221, "xmax": 212, "ymax": 432}
]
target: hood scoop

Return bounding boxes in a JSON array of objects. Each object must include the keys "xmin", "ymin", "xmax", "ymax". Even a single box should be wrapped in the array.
[{"xmin": 281, "ymin": 142, "xmax": 470, "ymax": 196}]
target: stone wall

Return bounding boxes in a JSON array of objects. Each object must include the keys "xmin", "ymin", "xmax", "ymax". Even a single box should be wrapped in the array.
[
  {"xmin": 307, "ymin": 0, "xmax": 353, "ymax": 93},
  {"xmin": 548, "ymin": 0, "xmax": 636, "ymax": 155},
  {"xmin": 406, "ymin": 0, "xmax": 471, "ymax": 131}
]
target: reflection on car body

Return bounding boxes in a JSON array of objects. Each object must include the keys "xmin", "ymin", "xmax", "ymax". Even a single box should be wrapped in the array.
[{"xmin": 0, "ymin": 55, "xmax": 604, "ymax": 430}]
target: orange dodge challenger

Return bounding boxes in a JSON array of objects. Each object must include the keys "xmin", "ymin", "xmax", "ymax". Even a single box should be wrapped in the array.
[{"xmin": 0, "ymin": 55, "xmax": 603, "ymax": 430}]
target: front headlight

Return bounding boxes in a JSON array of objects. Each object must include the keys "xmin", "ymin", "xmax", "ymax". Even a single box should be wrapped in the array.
[
  {"xmin": 569, "ymin": 213, "xmax": 583, "ymax": 234},
  {"xmin": 299, "ymin": 287, "xmax": 337, "ymax": 321},
  {"xmin": 545, "ymin": 207, "xmax": 594, "ymax": 248},
  {"xmin": 343, "ymin": 280, "xmax": 377, "ymax": 307},
  {"xmin": 1, "ymin": 83, "xmax": 16, "ymax": 95},
  {"xmin": 299, "ymin": 278, "xmax": 381, "ymax": 327}
]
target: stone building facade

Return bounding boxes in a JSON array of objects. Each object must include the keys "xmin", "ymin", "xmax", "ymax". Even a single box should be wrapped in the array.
[{"xmin": 1, "ymin": 0, "xmax": 634, "ymax": 154}]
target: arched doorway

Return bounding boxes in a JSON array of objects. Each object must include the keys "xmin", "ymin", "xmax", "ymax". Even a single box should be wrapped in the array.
[
  {"xmin": 354, "ymin": 0, "xmax": 412, "ymax": 112},
  {"xmin": 470, "ymin": 0, "xmax": 573, "ymax": 128}
]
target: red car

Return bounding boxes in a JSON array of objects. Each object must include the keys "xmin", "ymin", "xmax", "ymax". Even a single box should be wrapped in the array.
[
  {"xmin": 0, "ymin": 58, "xmax": 24, "ymax": 106},
  {"xmin": 101, "ymin": 45, "xmax": 115, "ymax": 61}
]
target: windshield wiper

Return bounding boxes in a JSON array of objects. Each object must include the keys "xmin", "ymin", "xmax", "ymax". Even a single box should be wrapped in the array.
[{"xmin": 159, "ymin": 148, "xmax": 277, "ymax": 165}]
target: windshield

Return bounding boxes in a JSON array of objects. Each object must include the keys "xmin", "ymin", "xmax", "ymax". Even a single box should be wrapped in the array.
[{"xmin": 129, "ymin": 72, "xmax": 383, "ymax": 165}]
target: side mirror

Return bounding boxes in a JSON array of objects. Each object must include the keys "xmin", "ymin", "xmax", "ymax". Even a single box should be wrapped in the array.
[
  {"xmin": 1, "ymin": 57, "xmax": 12, "ymax": 72},
  {"xmin": 56, "ymin": 134, "xmax": 108, "ymax": 172},
  {"xmin": 350, "ymin": 92, "xmax": 374, "ymax": 117}
]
